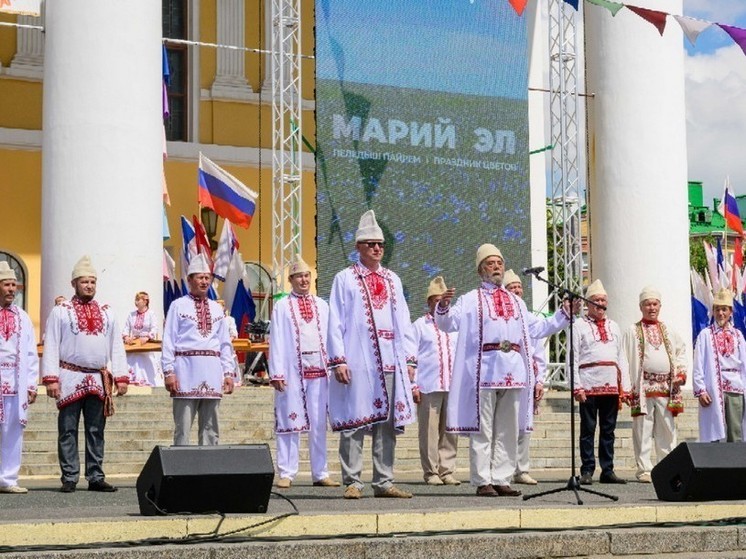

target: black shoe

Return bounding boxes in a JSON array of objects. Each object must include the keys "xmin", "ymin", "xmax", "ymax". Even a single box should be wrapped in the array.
[
  {"xmin": 579, "ymin": 473, "xmax": 593, "ymax": 485},
  {"xmin": 599, "ymin": 472, "xmax": 627, "ymax": 484},
  {"xmin": 88, "ymin": 480, "xmax": 118, "ymax": 492},
  {"xmin": 60, "ymin": 481, "xmax": 77, "ymax": 493}
]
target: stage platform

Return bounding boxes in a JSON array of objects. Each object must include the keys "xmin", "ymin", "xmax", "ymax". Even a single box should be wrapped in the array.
[{"xmin": 2, "ymin": 470, "xmax": 746, "ymax": 558}]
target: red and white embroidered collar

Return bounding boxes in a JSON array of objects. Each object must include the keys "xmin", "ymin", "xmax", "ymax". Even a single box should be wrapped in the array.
[{"xmin": 0, "ymin": 305, "xmax": 18, "ymax": 342}]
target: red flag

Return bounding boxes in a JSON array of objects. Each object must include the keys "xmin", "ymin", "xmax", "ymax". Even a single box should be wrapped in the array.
[
  {"xmin": 626, "ymin": 6, "xmax": 668, "ymax": 36},
  {"xmin": 508, "ymin": 0, "xmax": 528, "ymax": 16},
  {"xmin": 192, "ymin": 215, "xmax": 213, "ymax": 263}
]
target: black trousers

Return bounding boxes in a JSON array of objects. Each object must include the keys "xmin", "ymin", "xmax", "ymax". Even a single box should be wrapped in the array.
[
  {"xmin": 579, "ymin": 394, "xmax": 619, "ymax": 476},
  {"xmin": 58, "ymin": 396, "xmax": 107, "ymax": 483}
]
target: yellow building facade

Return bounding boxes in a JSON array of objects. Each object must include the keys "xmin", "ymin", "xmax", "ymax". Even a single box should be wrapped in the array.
[{"xmin": 0, "ymin": 1, "xmax": 317, "ymax": 335}]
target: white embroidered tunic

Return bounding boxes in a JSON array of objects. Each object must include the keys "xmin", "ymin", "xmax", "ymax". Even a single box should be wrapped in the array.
[
  {"xmin": 269, "ymin": 292, "xmax": 330, "ymax": 433},
  {"xmin": 0, "ymin": 305, "xmax": 39, "ymax": 425},
  {"xmin": 123, "ymin": 309, "xmax": 158, "ymax": 339},
  {"xmin": 623, "ymin": 320, "xmax": 687, "ymax": 417},
  {"xmin": 570, "ymin": 316, "xmax": 630, "ymax": 396},
  {"xmin": 692, "ymin": 323, "xmax": 746, "ymax": 442},
  {"xmin": 436, "ymin": 283, "xmax": 570, "ymax": 433},
  {"xmin": 41, "ymin": 298, "xmax": 128, "ymax": 409},
  {"xmin": 161, "ymin": 295, "xmax": 235, "ymax": 399},
  {"xmin": 327, "ymin": 263, "xmax": 417, "ymax": 431},
  {"xmin": 412, "ymin": 313, "xmax": 456, "ymax": 394}
]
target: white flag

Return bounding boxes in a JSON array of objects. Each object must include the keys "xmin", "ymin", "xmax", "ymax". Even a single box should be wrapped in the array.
[
  {"xmin": 673, "ymin": 15, "xmax": 712, "ymax": 47},
  {"xmin": 213, "ymin": 220, "xmax": 235, "ymax": 282}
]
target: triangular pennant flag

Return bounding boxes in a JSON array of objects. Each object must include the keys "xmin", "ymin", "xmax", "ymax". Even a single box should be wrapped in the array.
[
  {"xmin": 508, "ymin": 0, "xmax": 528, "ymax": 17},
  {"xmin": 585, "ymin": 0, "xmax": 624, "ymax": 17},
  {"xmin": 718, "ymin": 24, "xmax": 746, "ymax": 57},
  {"xmin": 673, "ymin": 15, "xmax": 712, "ymax": 47},
  {"xmin": 563, "ymin": 0, "xmax": 579, "ymax": 10},
  {"xmin": 626, "ymin": 5, "xmax": 668, "ymax": 36}
]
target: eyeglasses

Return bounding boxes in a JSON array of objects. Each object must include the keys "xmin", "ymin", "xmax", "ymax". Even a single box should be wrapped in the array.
[{"xmin": 363, "ymin": 241, "xmax": 385, "ymax": 248}]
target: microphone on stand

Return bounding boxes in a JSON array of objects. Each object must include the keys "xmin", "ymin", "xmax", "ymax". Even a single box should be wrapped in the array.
[{"xmin": 521, "ymin": 266, "xmax": 545, "ymax": 276}]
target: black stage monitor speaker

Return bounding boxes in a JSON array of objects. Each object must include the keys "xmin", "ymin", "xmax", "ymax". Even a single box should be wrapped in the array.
[
  {"xmin": 136, "ymin": 444, "xmax": 274, "ymax": 515},
  {"xmin": 651, "ymin": 441, "xmax": 746, "ymax": 502}
]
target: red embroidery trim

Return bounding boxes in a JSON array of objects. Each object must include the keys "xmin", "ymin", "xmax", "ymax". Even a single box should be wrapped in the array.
[
  {"xmin": 642, "ymin": 322, "xmax": 663, "ymax": 349},
  {"xmin": 595, "ymin": 319, "xmax": 609, "ymax": 342},
  {"xmin": 0, "ymin": 307, "xmax": 17, "ymax": 341},
  {"xmin": 72, "ymin": 297, "xmax": 105, "ymax": 335},
  {"xmin": 191, "ymin": 296, "xmax": 212, "ymax": 337},
  {"xmin": 365, "ymin": 272, "xmax": 389, "ymax": 310},
  {"xmin": 133, "ymin": 311, "xmax": 145, "ymax": 331},
  {"xmin": 714, "ymin": 328, "xmax": 735, "ymax": 357},
  {"xmin": 295, "ymin": 294, "xmax": 314, "ymax": 323}
]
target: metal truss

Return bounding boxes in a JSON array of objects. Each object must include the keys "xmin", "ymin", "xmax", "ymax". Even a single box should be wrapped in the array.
[
  {"xmin": 545, "ymin": 0, "xmax": 584, "ymax": 387},
  {"xmin": 271, "ymin": 0, "xmax": 303, "ymax": 290}
]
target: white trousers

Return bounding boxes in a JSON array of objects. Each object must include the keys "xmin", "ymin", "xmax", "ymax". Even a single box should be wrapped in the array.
[
  {"xmin": 515, "ymin": 431, "xmax": 531, "ymax": 475},
  {"xmin": 0, "ymin": 397, "xmax": 24, "ymax": 487},
  {"xmin": 470, "ymin": 388, "xmax": 520, "ymax": 487},
  {"xmin": 276, "ymin": 378, "xmax": 329, "ymax": 482},
  {"xmin": 632, "ymin": 396, "xmax": 676, "ymax": 476}
]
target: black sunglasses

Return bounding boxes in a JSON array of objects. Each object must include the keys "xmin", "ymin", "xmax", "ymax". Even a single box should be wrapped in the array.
[{"xmin": 363, "ymin": 241, "xmax": 385, "ymax": 248}]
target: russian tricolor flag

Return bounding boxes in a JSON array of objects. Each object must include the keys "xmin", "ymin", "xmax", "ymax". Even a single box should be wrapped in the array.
[
  {"xmin": 718, "ymin": 181, "xmax": 744, "ymax": 236},
  {"xmin": 198, "ymin": 153, "xmax": 258, "ymax": 229}
]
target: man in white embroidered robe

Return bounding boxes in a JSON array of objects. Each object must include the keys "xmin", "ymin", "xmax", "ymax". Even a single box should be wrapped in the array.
[
  {"xmin": 693, "ymin": 288, "xmax": 746, "ymax": 442},
  {"xmin": 412, "ymin": 276, "xmax": 459, "ymax": 486},
  {"xmin": 269, "ymin": 255, "xmax": 339, "ymax": 489},
  {"xmin": 503, "ymin": 269, "xmax": 545, "ymax": 486},
  {"xmin": 0, "ymin": 262, "xmax": 38, "ymax": 494},
  {"xmin": 328, "ymin": 210, "xmax": 418, "ymax": 500},
  {"xmin": 162, "ymin": 254, "xmax": 235, "ymax": 445},
  {"xmin": 623, "ymin": 286, "xmax": 687, "ymax": 483},
  {"xmin": 41, "ymin": 256, "xmax": 129, "ymax": 493},
  {"xmin": 571, "ymin": 279, "xmax": 630, "ymax": 485},
  {"xmin": 437, "ymin": 245, "xmax": 577, "ymax": 497}
]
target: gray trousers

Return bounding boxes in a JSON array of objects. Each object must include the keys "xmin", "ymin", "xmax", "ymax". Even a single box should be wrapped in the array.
[
  {"xmin": 173, "ymin": 398, "xmax": 220, "ymax": 445},
  {"xmin": 58, "ymin": 395, "xmax": 106, "ymax": 484},
  {"xmin": 339, "ymin": 374, "xmax": 396, "ymax": 492},
  {"xmin": 724, "ymin": 392, "xmax": 745, "ymax": 442}
]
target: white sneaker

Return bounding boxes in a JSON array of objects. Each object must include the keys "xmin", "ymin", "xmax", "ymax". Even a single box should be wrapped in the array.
[
  {"xmin": 0, "ymin": 485, "xmax": 28, "ymax": 494},
  {"xmin": 636, "ymin": 472, "xmax": 652, "ymax": 483},
  {"xmin": 513, "ymin": 473, "xmax": 539, "ymax": 485},
  {"xmin": 425, "ymin": 475, "xmax": 444, "ymax": 486}
]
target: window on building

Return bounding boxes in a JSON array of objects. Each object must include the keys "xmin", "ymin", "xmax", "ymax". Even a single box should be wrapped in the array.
[
  {"xmin": 0, "ymin": 252, "xmax": 27, "ymax": 310},
  {"xmin": 163, "ymin": 0, "xmax": 188, "ymax": 142}
]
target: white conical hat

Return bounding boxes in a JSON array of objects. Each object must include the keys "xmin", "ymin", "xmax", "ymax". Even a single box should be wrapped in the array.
[
  {"xmin": 0, "ymin": 261, "xmax": 16, "ymax": 282},
  {"xmin": 288, "ymin": 253, "xmax": 311, "ymax": 276},
  {"xmin": 475, "ymin": 243, "xmax": 503, "ymax": 270},
  {"xmin": 186, "ymin": 253, "xmax": 211, "ymax": 276},
  {"xmin": 639, "ymin": 285, "xmax": 661, "ymax": 303},
  {"xmin": 586, "ymin": 279, "xmax": 607, "ymax": 298},
  {"xmin": 713, "ymin": 288, "xmax": 734, "ymax": 308},
  {"xmin": 71, "ymin": 255, "xmax": 97, "ymax": 280},
  {"xmin": 355, "ymin": 210, "xmax": 384, "ymax": 242},
  {"xmin": 426, "ymin": 276, "xmax": 448, "ymax": 300},
  {"xmin": 503, "ymin": 269, "xmax": 521, "ymax": 287}
]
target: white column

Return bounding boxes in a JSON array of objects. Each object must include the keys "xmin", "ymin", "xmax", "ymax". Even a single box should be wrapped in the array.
[
  {"xmin": 7, "ymin": 14, "xmax": 44, "ymax": 79},
  {"xmin": 586, "ymin": 1, "xmax": 691, "ymax": 355},
  {"xmin": 210, "ymin": 0, "xmax": 253, "ymax": 100},
  {"xmin": 41, "ymin": 1, "xmax": 163, "ymax": 325},
  {"xmin": 526, "ymin": 0, "xmax": 549, "ymax": 309}
]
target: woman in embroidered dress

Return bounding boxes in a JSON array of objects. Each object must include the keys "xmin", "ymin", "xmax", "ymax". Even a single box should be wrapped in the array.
[{"xmin": 123, "ymin": 292, "xmax": 163, "ymax": 387}]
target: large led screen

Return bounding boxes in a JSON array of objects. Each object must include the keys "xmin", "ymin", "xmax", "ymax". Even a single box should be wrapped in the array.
[{"xmin": 316, "ymin": 0, "xmax": 531, "ymax": 307}]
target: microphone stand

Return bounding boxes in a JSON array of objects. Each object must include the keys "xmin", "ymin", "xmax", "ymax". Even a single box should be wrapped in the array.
[{"xmin": 522, "ymin": 271, "xmax": 618, "ymax": 505}]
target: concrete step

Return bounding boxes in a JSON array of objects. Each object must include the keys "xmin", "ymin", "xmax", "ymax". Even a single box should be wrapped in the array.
[{"xmin": 19, "ymin": 389, "xmax": 704, "ymax": 478}]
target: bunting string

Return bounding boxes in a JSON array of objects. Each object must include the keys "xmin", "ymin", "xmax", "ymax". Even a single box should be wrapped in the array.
[{"xmin": 504, "ymin": 0, "xmax": 746, "ymax": 57}]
